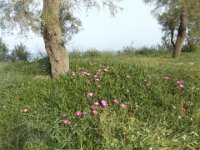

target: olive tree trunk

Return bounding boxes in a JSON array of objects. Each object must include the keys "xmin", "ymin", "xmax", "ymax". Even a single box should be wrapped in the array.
[
  {"xmin": 173, "ymin": 5, "xmax": 187, "ymax": 58},
  {"xmin": 41, "ymin": 0, "xmax": 69, "ymax": 78}
]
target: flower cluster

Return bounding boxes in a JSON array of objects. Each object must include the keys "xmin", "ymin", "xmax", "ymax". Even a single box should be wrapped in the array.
[
  {"xmin": 176, "ymin": 80, "xmax": 186, "ymax": 89},
  {"xmin": 89, "ymin": 97, "xmax": 127, "ymax": 116},
  {"xmin": 163, "ymin": 76, "xmax": 185, "ymax": 89}
]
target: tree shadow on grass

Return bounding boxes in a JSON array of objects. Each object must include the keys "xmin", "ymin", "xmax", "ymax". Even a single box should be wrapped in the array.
[{"xmin": 1, "ymin": 125, "xmax": 55, "ymax": 150}]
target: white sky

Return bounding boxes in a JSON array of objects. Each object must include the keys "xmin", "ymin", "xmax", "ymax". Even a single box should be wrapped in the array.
[{"xmin": 1, "ymin": 0, "xmax": 162, "ymax": 53}]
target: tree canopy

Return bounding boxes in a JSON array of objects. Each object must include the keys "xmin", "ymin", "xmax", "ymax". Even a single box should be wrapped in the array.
[
  {"xmin": 0, "ymin": 0, "xmax": 123, "ymax": 41},
  {"xmin": 0, "ymin": 0, "xmax": 124, "ymax": 77}
]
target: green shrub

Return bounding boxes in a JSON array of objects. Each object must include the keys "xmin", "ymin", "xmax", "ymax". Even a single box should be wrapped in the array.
[
  {"xmin": 0, "ymin": 38, "xmax": 9, "ymax": 62},
  {"xmin": 121, "ymin": 42, "xmax": 135, "ymax": 55},
  {"xmin": 83, "ymin": 49, "xmax": 101, "ymax": 57},
  {"xmin": 69, "ymin": 49, "xmax": 82, "ymax": 58},
  {"xmin": 10, "ymin": 43, "xmax": 31, "ymax": 62},
  {"xmin": 37, "ymin": 56, "xmax": 51, "ymax": 75}
]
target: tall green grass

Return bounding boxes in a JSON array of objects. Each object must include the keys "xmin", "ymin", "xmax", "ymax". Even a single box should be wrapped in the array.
[{"xmin": 0, "ymin": 53, "xmax": 200, "ymax": 149}]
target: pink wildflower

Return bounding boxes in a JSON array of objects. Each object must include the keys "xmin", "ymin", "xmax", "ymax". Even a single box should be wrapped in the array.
[
  {"xmin": 163, "ymin": 76, "xmax": 170, "ymax": 81},
  {"xmin": 63, "ymin": 119, "xmax": 71, "ymax": 124},
  {"xmin": 95, "ymin": 78, "xmax": 100, "ymax": 81},
  {"xmin": 87, "ymin": 92, "xmax": 94, "ymax": 98},
  {"xmin": 176, "ymin": 80, "xmax": 184, "ymax": 85},
  {"xmin": 22, "ymin": 108, "xmax": 29, "ymax": 113},
  {"xmin": 121, "ymin": 103, "xmax": 126, "ymax": 109},
  {"xmin": 94, "ymin": 75, "xmax": 98, "ymax": 78},
  {"xmin": 92, "ymin": 110, "xmax": 98, "ymax": 115},
  {"xmin": 82, "ymin": 71, "xmax": 90, "ymax": 77},
  {"xmin": 100, "ymin": 100, "xmax": 109, "ymax": 108},
  {"xmin": 178, "ymin": 84, "xmax": 186, "ymax": 89},
  {"xmin": 113, "ymin": 99, "xmax": 119, "ymax": 105},
  {"xmin": 94, "ymin": 101, "xmax": 100, "ymax": 106},
  {"xmin": 75, "ymin": 111, "xmax": 82, "ymax": 117}
]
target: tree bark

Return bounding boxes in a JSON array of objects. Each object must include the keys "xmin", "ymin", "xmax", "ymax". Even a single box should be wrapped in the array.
[
  {"xmin": 173, "ymin": 5, "xmax": 188, "ymax": 58},
  {"xmin": 41, "ymin": 0, "xmax": 69, "ymax": 78},
  {"xmin": 170, "ymin": 29, "xmax": 176, "ymax": 50}
]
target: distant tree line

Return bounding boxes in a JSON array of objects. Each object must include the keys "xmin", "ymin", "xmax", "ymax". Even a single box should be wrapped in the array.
[{"xmin": 0, "ymin": 38, "xmax": 30, "ymax": 62}]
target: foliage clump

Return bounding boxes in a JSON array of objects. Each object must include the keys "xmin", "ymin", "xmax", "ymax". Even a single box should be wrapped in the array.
[{"xmin": 10, "ymin": 43, "xmax": 31, "ymax": 62}]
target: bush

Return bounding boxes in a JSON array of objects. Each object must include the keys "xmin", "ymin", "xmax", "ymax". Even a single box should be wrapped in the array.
[
  {"xmin": 83, "ymin": 49, "xmax": 101, "ymax": 57},
  {"xmin": 37, "ymin": 56, "xmax": 51, "ymax": 75},
  {"xmin": 10, "ymin": 43, "xmax": 31, "ymax": 62},
  {"xmin": 182, "ymin": 42, "xmax": 200, "ymax": 52},
  {"xmin": 69, "ymin": 49, "xmax": 82, "ymax": 58},
  {"xmin": 119, "ymin": 43, "xmax": 169, "ymax": 56},
  {"xmin": 135, "ymin": 46, "xmax": 169, "ymax": 56},
  {"xmin": 121, "ymin": 42, "xmax": 135, "ymax": 55},
  {"xmin": 0, "ymin": 38, "xmax": 9, "ymax": 62}
]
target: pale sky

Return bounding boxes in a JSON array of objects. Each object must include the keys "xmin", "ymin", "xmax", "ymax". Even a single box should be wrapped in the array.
[{"xmin": 1, "ymin": 0, "xmax": 162, "ymax": 53}]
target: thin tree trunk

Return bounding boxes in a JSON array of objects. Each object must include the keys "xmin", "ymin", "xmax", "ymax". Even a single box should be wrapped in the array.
[
  {"xmin": 173, "ymin": 5, "xmax": 188, "ymax": 58},
  {"xmin": 41, "ymin": 0, "xmax": 69, "ymax": 78},
  {"xmin": 170, "ymin": 29, "xmax": 176, "ymax": 50}
]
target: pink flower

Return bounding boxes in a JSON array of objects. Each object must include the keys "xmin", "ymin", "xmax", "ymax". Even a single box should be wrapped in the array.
[
  {"xmin": 100, "ymin": 100, "xmax": 109, "ymax": 107},
  {"xmin": 75, "ymin": 111, "xmax": 82, "ymax": 117},
  {"xmin": 87, "ymin": 92, "xmax": 94, "ymax": 98},
  {"xmin": 94, "ymin": 75, "xmax": 98, "ymax": 78},
  {"xmin": 121, "ymin": 103, "xmax": 126, "ymax": 109},
  {"xmin": 94, "ymin": 101, "xmax": 100, "ymax": 106},
  {"xmin": 22, "ymin": 108, "xmax": 29, "ymax": 113},
  {"xmin": 63, "ymin": 119, "xmax": 71, "ymax": 124},
  {"xmin": 113, "ymin": 99, "xmax": 119, "ymax": 105},
  {"xmin": 82, "ymin": 72, "xmax": 90, "ymax": 77},
  {"xmin": 176, "ymin": 80, "xmax": 184, "ymax": 85},
  {"xmin": 95, "ymin": 78, "xmax": 100, "ymax": 81},
  {"xmin": 163, "ymin": 76, "xmax": 170, "ymax": 81},
  {"xmin": 178, "ymin": 84, "xmax": 185, "ymax": 89},
  {"xmin": 92, "ymin": 110, "xmax": 98, "ymax": 115}
]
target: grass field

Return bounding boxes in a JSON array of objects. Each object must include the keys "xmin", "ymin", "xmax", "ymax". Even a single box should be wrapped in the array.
[{"xmin": 0, "ymin": 52, "xmax": 200, "ymax": 149}]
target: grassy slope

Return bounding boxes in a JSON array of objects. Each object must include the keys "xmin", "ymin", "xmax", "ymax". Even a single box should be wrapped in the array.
[{"xmin": 0, "ymin": 53, "xmax": 200, "ymax": 149}]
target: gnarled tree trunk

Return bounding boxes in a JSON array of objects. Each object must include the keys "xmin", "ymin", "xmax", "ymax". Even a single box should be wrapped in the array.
[
  {"xmin": 41, "ymin": 0, "xmax": 69, "ymax": 78},
  {"xmin": 173, "ymin": 5, "xmax": 188, "ymax": 58}
]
